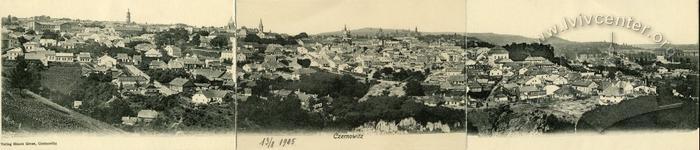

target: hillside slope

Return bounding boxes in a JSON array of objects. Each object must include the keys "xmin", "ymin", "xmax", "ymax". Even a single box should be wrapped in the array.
[{"xmin": 2, "ymin": 89, "xmax": 124, "ymax": 134}]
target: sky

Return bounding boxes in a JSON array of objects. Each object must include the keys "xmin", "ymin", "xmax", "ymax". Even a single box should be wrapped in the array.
[
  {"xmin": 467, "ymin": 0, "xmax": 699, "ymax": 44},
  {"xmin": 1, "ymin": 0, "xmax": 234, "ymax": 27},
  {"xmin": 237, "ymin": 0, "xmax": 466, "ymax": 35},
  {"xmin": 1, "ymin": 0, "xmax": 696, "ymax": 44}
]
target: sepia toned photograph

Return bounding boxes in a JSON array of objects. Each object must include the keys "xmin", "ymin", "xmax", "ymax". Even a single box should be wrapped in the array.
[
  {"xmin": 233, "ymin": 0, "xmax": 468, "ymax": 149},
  {"xmin": 234, "ymin": 0, "xmax": 467, "ymax": 134},
  {"xmin": 1, "ymin": 0, "xmax": 237, "ymax": 136},
  {"xmin": 1, "ymin": 0, "xmax": 698, "ymax": 150},
  {"xmin": 463, "ymin": 0, "xmax": 698, "ymax": 135}
]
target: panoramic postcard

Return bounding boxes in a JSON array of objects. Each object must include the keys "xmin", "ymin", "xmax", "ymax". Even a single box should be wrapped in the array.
[{"xmin": 1, "ymin": 0, "xmax": 698, "ymax": 150}]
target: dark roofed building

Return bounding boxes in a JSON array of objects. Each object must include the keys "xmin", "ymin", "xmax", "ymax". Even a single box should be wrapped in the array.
[{"xmin": 169, "ymin": 78, "xmax": 194, "ymax": 93}]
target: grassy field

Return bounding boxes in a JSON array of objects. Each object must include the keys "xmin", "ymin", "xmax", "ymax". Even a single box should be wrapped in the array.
[
  {"xmin": 40, "ymin": 65, "xmax": 83, "ymax": 95},
  {"xmin": 2, "ymin": 89, "xmax": 124, "ymax": 133}
]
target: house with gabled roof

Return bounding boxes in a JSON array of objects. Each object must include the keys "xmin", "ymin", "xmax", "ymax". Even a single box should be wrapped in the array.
[
  {"xmin": 169, "ymin": 78, "xmax": 195, "ymax": 93},
  {"xmin": 192, "ymin": 90, "xmax": 229, "ymax": 105},
  {"xmin": 116, "ymin": 53, "xmax": 131, "ymax": 63},
  {"xmin": 137, "ymin": 110, "xmax": 158, "ymax": 123},
  {"xmin": 3, "ymin": 48, "xmax": 24, "ymax": 60},
  {"xmin": 144, "ymin": 48, "xmax": 162, "ymax": 58},
  {"xmin": 98, "ymin": 54, "xmax": 117, "ymax": 68},
  {"xmin": 76, "ymin": 52, "xmax": 92, "ymax": 62},
  {"xmin": 55, "ymin": 52, "xmax": 74, "ymax": 62},
  {"xmin": 571, "ymin": 80, "xmax": 598, "ymax": 94},
  {"xmin": 149, "ymin": 60, "xmax": 167, "ymax": 70},
  {"xmin": 519, "ymin": 85, "xmax": 546, "ymax": 100},
  {"xmin": 165, "ymin": 45, "xmax": 182, "ymax": 57},
  {"xmin": 168, "ymin": 59, "xmax": 185, "ymax": 69}
]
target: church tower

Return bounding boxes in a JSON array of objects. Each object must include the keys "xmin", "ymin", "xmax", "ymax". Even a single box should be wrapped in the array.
[
  {"xmin": 343, "ymin": 24, "xmax": 350, "ymax": 38},
  {"xmin": 126, "ymin": 9, "xmax": 132, "ymax": 24},
  {"xmin": 258, "ymin": 18, "xmax": 264, "ymax": 33},
  {"xmin": 227, "ymin": 16, "xmax": 236, "ymax": 32},
  {"xmin": 414, "ymin": 26, "xmax": 420, "ymax": 36}
]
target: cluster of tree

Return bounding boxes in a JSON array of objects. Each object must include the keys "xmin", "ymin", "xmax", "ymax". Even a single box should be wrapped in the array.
[
  {"xmin": 6, "ymin": 57, "xmax": 42, "ymax": 91},
  {"xmin": 457, "ymin": 37, "xmax": 496, "ymax": 48},
  {"xmin": 89, "ymin": 97, "xmax": 136, "ymax": 124},
  {"xmin": 177, "ymin": 103, "xmax": 236, "ymax": 131},
  {"xmin": 243, "ymin": 34, "xmax": 298, "ymax": 45},
  {"xmin": 40, "ymin": 30, "xmax": 61, "ymax": 40},
  {"xmin": 189, "ymin": 31, "xmax": 210, "ymax": 46},
  {"xmin": 328, "ymin": 74, "xmax": 371, "ymax": 98},
  {"xmin": 296, "ymin": 59, "xmax": 311, "ymax": 68},
  {"xmin": 292, "ymin": 32, "xmax": 309, "ymax": 39},
  {"xmin": 654, "ymin": 75, "xmax": 700, "ymax": 98},
  {"xmin": 405, "ymin": 80, "xmax": 426, "ymax": 96},
  {"xmin": 155, "ymin": 28, "xmax": 189, "ymax": 46},
  {"xmin": 125, "ymin": 41, "xmax": 151, "ymax": 49},
  {"xmin": 372, "ymin": 67, "xmax": 426, "ymax": 82},
  {"xmin": 86, "ymin": 72, "xmax": 113, "ymax": 82},
  {"xmin": 238, "ymin": 94, "xmax": 310, "ymax": 131},
  {"xmin": 463, "ymin": 40, "xmax": 496, "ymax": 48},
  {"xmin": 70, "ymin": 76, "xmax": 121, "ymax": 123},
  {"xmin": 117, "ymin": 93, "xmax": 210, "ymax": 132},
  {"xmin": 629, "ymin": 52, "xmax": 657, "ymax": 66},
  {"xmin": 237, "ymin": 94, "xmax": 465, "ymax": 132},
  {"xmin": 249, "ymin": 72, "xmax": 371, "ymax": 99},
  {"xmin": 503, "ymin": 43, "xmax": 555, "ymax": 61},
  {"xmin": 660, "ymin": 57, "xmax": 700, "ymax": 71},
  {"xmin": 145, "ymin": 69, "xmax": 189, "ymax": 83},
  {"xmin": 210, "ymin": 35, "xmax": 230, "ymax": 48}
]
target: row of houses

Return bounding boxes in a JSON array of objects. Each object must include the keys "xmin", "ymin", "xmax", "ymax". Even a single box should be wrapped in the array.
[{"xmin": 4, "ymin": 48, "xmax": 94, "ymax": 65}]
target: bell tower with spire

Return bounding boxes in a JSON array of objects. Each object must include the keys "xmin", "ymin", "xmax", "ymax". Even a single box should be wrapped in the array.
[
  {"xmin": 608, "ymin": 32, "xmax": 615, "ymax": 54},
  {"xmin": 258, "ymin": 18, "xmax": 264, "ymax": 33},
  {"xmin": 126, "ymin": 9, "xmax": 131, "ymax": 24},
  {"xmin": 343, "ymin": 24, "xmax": 350, "ymax": 38}
]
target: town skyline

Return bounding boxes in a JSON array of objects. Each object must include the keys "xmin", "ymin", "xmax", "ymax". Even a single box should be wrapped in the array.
[
  {"xmin": 237, "ymin": 0, "xmax": 466, "ymax": 35},
  {"xmin": 0, "ymin": 0, "xmax": 233, "ymax": 27}
]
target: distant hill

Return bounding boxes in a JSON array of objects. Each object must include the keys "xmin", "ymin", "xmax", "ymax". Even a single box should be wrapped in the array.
[
  {"xmin": 633, "ymin": 44, "xmax": 699, "ymax": 50},
  {"xmin": 467, "ymin": 32, "xmax": 649, "ymax": 57},
  {"xmin": 317, "ymin": 27, "xmax": 421, "ymax": 37},
  {"xmin": 317, "ymin": 28, "xmax": 657, "ymax": 56},
  {"xmin": 315, "ymin": 27, "xmax": 464, "ymax": 36},
  {"xmin": 467, "ymin": 33, "xmax": 540, "ymax": 45}
]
